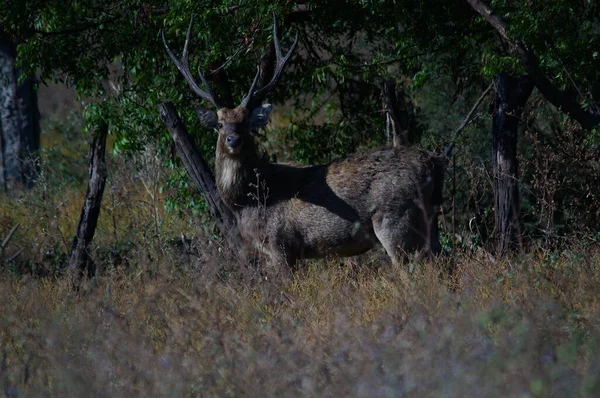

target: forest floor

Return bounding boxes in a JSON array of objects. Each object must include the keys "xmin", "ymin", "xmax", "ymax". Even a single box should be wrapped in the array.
[{"xmin": 1, "ymin": 110, "xmax": 600, "ymax": 397}]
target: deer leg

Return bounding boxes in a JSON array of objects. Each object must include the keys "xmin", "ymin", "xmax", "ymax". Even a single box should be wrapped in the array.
[
  {"xmin": 429, "ymin": 211, "xmax": 442, "ymax": 255},
  {"xmin": 372, "ymin": 212, "xmax": 414, "ymax": 283},
  {"xmin": 373, "ymin": 212, "xmax": 413, "ymax": 263},
  {"xmin": 414, "ymin": 206, "xmax": 442, "ymax": 260}
]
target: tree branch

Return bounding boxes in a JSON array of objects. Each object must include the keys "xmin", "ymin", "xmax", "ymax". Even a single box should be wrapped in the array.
[
  {"xmin": 466, "ymin": 0, "xmax": 600, "ymax": 130},
  {"xmin": 443, "ymin": 81, "xmax": 494, "ymax": 158},
  {"xmin": 158, "ymin": 101, "xmax": 240, "ymax": 249}
]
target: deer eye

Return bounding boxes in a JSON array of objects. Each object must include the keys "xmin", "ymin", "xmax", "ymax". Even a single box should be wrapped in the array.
[{"xmin": 217, "ymin": 122, "xmax": 224, "ymax": 129}]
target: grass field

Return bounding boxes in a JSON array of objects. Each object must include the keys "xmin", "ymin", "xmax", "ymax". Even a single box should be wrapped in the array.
[{"xmin": 1, "ymin": 114, "xmax": 600, "ymax": 397}]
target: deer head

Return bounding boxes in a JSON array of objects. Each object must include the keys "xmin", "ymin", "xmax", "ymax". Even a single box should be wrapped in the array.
[{"xmin": 162, "ymin": 16, "xmax": 297, "ymax": 160}]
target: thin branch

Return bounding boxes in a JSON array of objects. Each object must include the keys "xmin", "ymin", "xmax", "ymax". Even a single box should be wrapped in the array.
[
  {"xmin": 207, "ymin": 45, "xmax": 246, "ymax": 75},
  {"xmin": 350, "ymin": 36, "xmax": 473, "ymax": 70},
  {"xmin": 443, "ymin": 81, "xmax": 494, "ymax": 158},
  {"xmin": 549, "ymin": 43, "xmax": 600, "ymax": 114},
  {"xmin": 8, "ymin": 248, "xmax": 24, "ymax": 262},
  {"xmin": 382, "ymin": 81, "xmax": 408, "ymax": 146},
  {"xmin": 221, "ymin": 5, "xmax": 247, "ymax": 13},
  {"xmin": 1, "ymin": 223, "xmax": 20, "ymax": 251}
]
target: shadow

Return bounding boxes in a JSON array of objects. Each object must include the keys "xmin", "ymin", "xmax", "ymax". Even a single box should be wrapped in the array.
[{"xmin": 261, "ymin": 163, "xmax": 361, "ymax": 223}]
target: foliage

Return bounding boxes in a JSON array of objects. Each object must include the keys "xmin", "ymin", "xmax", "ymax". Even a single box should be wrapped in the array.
[{"xmin": 1, "ymin": 0, "xmax": 599, "ymax": 242}]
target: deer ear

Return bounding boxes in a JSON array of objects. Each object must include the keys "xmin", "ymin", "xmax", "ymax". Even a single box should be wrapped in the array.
[
  {"xmin": 249, "ymin": 104, "xmax": 273, "ymax": 129},
  {"xmin": 196, "ymin": 107, "xmax": 218, "ymax": 130}
]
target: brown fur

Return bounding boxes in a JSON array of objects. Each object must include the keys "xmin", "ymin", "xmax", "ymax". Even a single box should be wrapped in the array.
[{"xmin": 213, "ymin": 107, "xmax": 445, "ymax": 269}]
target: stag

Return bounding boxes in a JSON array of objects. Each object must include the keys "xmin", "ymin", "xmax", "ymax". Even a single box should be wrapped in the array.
[{"xmin": 163, "ymin": 16, "xmax": 445, "ymax": 269}]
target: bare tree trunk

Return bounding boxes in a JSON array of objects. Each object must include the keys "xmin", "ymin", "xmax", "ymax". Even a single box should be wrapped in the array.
[
  {"xmin": 0, "ymin": 105, "xmax": 6, "ymax": 193},
  {"xmin": 158, "ymin": 101, "xmax": 240, "ymax": 248},
  {"xmin": 0, "ymin": 35, "xmax": 40, "ymax": 192},
  {"xmin": 17, "ymin": 69, "xmax": 40, "ymax": 186},
  {"xmin": 492, "ymin": 74, "xmax": 534, "ymax": 257},
  {"xmin": 382, "ymin": 81, "xmax": 409, "ymax": 147},
  {"xmin": 68, "ymin": 122, "xmax": 109, "ymax": 277}
]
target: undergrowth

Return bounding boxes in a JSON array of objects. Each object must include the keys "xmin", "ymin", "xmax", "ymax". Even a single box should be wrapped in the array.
[{"xmin": 1, "ymin": 248, "xmax": 599, "ymax": 396}]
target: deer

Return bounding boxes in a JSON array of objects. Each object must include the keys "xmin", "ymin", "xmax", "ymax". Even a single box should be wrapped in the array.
[{"xmin": 162, "ymin": 16, "xmax": 445, "ymax": 272}]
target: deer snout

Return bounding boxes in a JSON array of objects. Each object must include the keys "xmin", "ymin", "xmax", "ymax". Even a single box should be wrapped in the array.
[{"xmin": 225, "ymin": 135, "xmax": 242, "ymax": 153}]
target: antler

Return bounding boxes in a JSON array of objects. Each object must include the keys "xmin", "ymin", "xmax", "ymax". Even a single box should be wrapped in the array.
[
  {"xmin": 240, "ymin": 15, "xmax": 299, "ymax": 110},
  {"xmin": 162, "ymin": 16, "xmax": 225, "ymax": 109}
]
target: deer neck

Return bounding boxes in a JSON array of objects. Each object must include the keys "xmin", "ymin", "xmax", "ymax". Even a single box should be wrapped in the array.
[{"xmin": 215, "ymin": 148, "xmax": 264, "ymax": 209}]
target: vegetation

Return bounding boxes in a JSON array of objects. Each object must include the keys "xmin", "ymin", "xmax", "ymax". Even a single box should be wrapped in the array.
[
  {"xmin": 1, "ymin": 132, "xmax": 600, "ymax": 395},
  {"xmin": 2, "ymin": 0, "xmax": 598, "ymax": 238},
  {"xmin": 1, "ymin": 0, "xmax": 600, "ymax": 395},
  {"xmin": 2, "ymin": 251, "xmax": 600, "ymax": 396}
]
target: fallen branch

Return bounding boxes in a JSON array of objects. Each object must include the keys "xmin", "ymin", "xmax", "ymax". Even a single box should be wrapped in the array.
[
  {"xmin": 0, "ymin": 223, "xmax": 20, "ymax": 265},
  {"xmin": 8, "ymin": 248, "xmax": 24, "ymax": 262},
  {"xmin": 1, "ymin": 223, "xmax": 19, "ymax": 251}
]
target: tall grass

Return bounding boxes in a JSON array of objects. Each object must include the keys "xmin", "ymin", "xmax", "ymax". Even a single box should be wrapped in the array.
[{"xmin": 2, "ymin": 249, "xmax": 599, "ymax": 396}]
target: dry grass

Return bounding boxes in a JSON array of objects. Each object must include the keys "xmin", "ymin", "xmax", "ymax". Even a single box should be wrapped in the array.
[
  {"xmin": 1, "ymin": 122, "xmax": 600, "ymax": 397},
  {"xmin": 1, "ymin": 249, "xmax": 600, "ymax": 397}
]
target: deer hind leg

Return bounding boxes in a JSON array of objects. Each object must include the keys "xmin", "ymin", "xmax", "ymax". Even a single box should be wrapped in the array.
[
  {"xmin": 372, "ymin": 211, "xmax": 416, "ymax": 283},
  {"xmin": 414, "ymin": 204, "xmax": 442, "ymax": 260},
  {"xmin": 373, "ymin": 211, "xmax": 419, "ymax": 263}
]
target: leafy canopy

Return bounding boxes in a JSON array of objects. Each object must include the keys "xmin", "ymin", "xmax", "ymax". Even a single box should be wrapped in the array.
[{"xmin": 1, "ymin": 0, "xmax": 598, "ymax": 217}]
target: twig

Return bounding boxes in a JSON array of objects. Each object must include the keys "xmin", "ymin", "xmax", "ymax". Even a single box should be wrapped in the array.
[
  {"xmin": 443, "ymin": 81, "xmax": 494, "ymax": 158},
  {"xmin": 8, "ymin": 248, "xmax": 24, "ymax": 262},
  {"xmin": 557, "ymin": 58, "xmax": 599, "ymax": 114},
  {"xmin": 0, "ymin": 223, "xmax": 21, "ymax": 266},
  {"xmin": 222, "ymin": 5, "xmax": 246, "ymax": 13},
  {"xmin": 207, "ymin": 45, "xmax": 246, "ymax": 75},
  {"xmin": 1, "ymin": 223, "xmax": 20, "ymax": 251}
]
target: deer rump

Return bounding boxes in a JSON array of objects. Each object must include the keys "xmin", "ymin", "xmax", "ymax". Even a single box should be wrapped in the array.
[{"xmin": 232, "ymin": 146, "xmax": 445, "ymax": 267}]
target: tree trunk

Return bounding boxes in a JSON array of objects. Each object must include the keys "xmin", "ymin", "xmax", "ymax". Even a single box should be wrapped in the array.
[
  {"xmin": 0, "ymin": 35, "xmax": 40, "ymax": 192},
  {"xmin": 158, "ymin": 101, "xmax": 240, "ymax": 248},
  {"xmin": 382, "ymin": 81, "xmax": 410, "ymax": 147},
  {"xmin": 68, "ymin": 122, "xmax": 109, "ymax": 277},
  {"xmin": 492, "ymin": 74, "xmax": 534, "ymax": 257}
]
